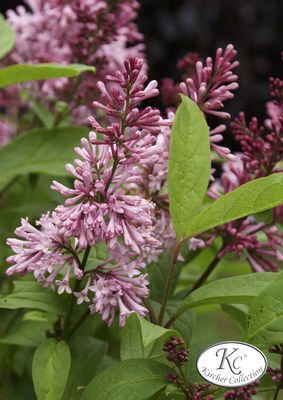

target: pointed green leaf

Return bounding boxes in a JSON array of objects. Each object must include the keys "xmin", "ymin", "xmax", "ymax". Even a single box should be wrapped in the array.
[
  {"xmin": 0, "ymin": 281, "xmax": 67, "ymax": 315},
  {"xmin": 81, "ymin": 359, "xmax": 169, "ymax": 400},
  {"xmin": 184, "ymin": 173, "xmax": 283, "ymax": 239},
  {"xmin": 121, "ymin": 313, "xmax": 177, "ymax": 363},
  {"xmin": 168, "ymin": 95, "xmax": 210, "ymax": 239},
  {"xmin": 32, "ymin": 339, "xmax": 71, "ymax": 400},
  {"xmin": 0, "ymin": 63, "xmax": 95, "ymax": 88},
  {"xmin": 0, "ymin": 14, "xmax": 16, "ymax": 59},
  {"xmin": 31, "ymin": 99, "xmax": 54, "ymax": 128},
  {"xmin": 146, "ymin": 252, "xmax": 182, "ymax": 301},
  {"xmin": 245, "ymin": 272, "xmax": 283, "ymax": 346},
  {"xmin": 85, "ymin": 242, "xmax": 109, "ymax": 273},
  {"xmin": 177, "ymin": 273, "xmax": 277, "ymax": 314},
  {"xmin": 0, "ymin": 320, "xmax": 52, "ymax": 347},
  {"xmin": 0, "ymin": 126, "xmax": 89, "ymax": 190},
  {"xmin": 62, "ymin": 337, "xmax": 108, "ymax": 400}
]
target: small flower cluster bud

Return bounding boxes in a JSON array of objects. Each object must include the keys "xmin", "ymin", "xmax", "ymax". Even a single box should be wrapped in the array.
[
  {"xmin": 267, "ymin": 345, "xmax": 283, "ymax": 385},
  {"xmin": 163, "ymin": 336, "xmax": 189, "ymax": 366},
  {"xmin": 165, "ymin": 373, "xmax": 181, "ymax": 383},
  {"xmin": 269, "ymin": 344, "xmax": 283, "ymax": 355},
  {"xmin": 193, "ymin": 393, "xmax": 214, "ymax": 400},
  {"xmin": 224, "ymin": 381, "xmax": 260, "ymax": 399},
  {"xmin": 268, "ymin": 367, "xmax": 283, "ymax": 384},
  {"xmin": 193, "ymin": 382, "xmax": 214, "ymax": 399}
]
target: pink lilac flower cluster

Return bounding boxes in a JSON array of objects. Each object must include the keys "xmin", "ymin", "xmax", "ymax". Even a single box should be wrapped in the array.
[
  {"xmin": 2, "ymin": 0, "xmax": 145, "ymax": 125},
  {"xmin": 146, "ymin": 46, "xmax": 240, "ymax": 257},
  {"xmin": 6, "ymin": 213, "xmax": 83, "ymax": 293},
  {"xmin": 179, "ymin": 44, "xmax": 239, "ymax": 162},
  {"xmin": 161, "ymin": 45, "xmax": 239, "ymax": 163},
  {"xmin": 161, "ymin": 52, "xmax": 201, "ymax": 108},
  {"xmin": 6, "ymin": 56, "xmax": 169, "ymax": 327},
  {"xmin": 201, "ymin": 68, "xmax": 283, "ymax": 272},
  {"xmin": 128, "ymin": 111, "xmax": 177, "ymax": 262}
]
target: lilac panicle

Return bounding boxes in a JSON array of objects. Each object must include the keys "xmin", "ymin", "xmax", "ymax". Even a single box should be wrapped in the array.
[
  {"xmin": 51, "ymin": 57, "xmax": 165, "ymax": 255},
  {"xmin": 179, "ymin": 44, "xmax": 239, "ymax": 119},
  {"xmin": 231, "ymin": 111, "xmax": 283, "ymax": 179},
  {"xmin": 179, "ymin": 44, "xmax": 239, "ymax": 162},
  {"xmin": 3, "ymin": 0, "xmax": 145, "ymax": 125},
  {"xmin": 161, "ymin": 45, "xmax": 239, "ymax": 162},
  {"xmin": 206, "ymin": 156, "xmax": 283, "ymax": 272},
  {"xmin": 201, "ymin": 69, "xmax": 283, "ymax": 273},
  {"xmin": 7, "ymin": 56, "xmax": 172, "ymax": 327},
  {"xmin": 6, "ymin": 212, "xmax": 83, "ymax": 294}
]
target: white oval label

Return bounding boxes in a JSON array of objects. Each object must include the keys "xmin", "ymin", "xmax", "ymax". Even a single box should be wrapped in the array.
[{"xmin": 196, "ymin": 341, "xmax": 267, "ymax": 387}]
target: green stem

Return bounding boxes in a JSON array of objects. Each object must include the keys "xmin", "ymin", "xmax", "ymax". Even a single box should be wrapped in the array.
[
  {"xmin": 273, "ymin": 385, "xmax": 281, "ymax": 400},
  {"xmin": 181, "ymin": 242, "xmax": 225, "ymax": 299},
  {"xmin": 157, "ymin": 240, "xmax": 184, "ymax": 325},
  {"xmin": 143, "ymin": 298, "xmax": 157, "ymax": 324},
  {"xmin": 164, "ymin": 242, "xmax": 225, "ymax": 329},
  {"xmin": 61, "ymin": 245, "xmax": 90, "ymax": 340},
  {"xmin": 67, "ymin": 308, "xmax": 90, "ymax": 338},
  {"xmin": 274, "ymin": 353, "xmax": 283, "ymax": 400}
]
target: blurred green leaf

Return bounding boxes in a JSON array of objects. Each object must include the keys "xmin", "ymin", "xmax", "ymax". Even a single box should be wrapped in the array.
[
  {"xmin": 221, "ymin": 304, "xmax": 248, "ymax": 331},
  {"xmin": 32, "ymin": 339, "xmax": 71, "ymax": 400},
  {"xmin": 0, "ymin": 281, "xmax": 67, "ymax": 315},
  {"xmin": 245, "ymin": 272, "xmax": 283, "ymax": 346},
  {"xmin": 0, "ymin": 63, "xmax": 95, "ymax": 88},
  {"xmin": 177, "ymin": 272, "xmax": 277, "ymax": 314},
  {"xmin": 85, "ymin": 242, "xmax": 109, "ymax": 273},
  {"xmin": 30, "ymin": 99, "xmax": 54, "ymax": 128},
  {"xmin": 0, "ymin": 14, "xmax": 16, "ymax": 59},
  {"xmin": 0, "ymin": 319, "xmax": 51, "ymax": 347},
  {"xmin": 62, "ymin": 336, "xmax": 108, "ymax": 400},
  {"xmin": 81, "ymin": 359, "xmax": 169, "ymax": 400},
  {"xmin": 146, "ymin": 252, "xmax": 182, "ymax": 301},
  {"xmin": 0, "ymin": 126, "xmax": 89, "ymax": 190}
]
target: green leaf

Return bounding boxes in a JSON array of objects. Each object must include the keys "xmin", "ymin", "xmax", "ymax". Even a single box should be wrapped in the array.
[
  {"xmin": 62, "ymin": 337, "xmax": 108, "ymax": 400},
  {"xmin": 0, "ymin": 281, "xmax": 67, "ymax": 315},
  {"xmin": 184, "ymin": 173, "xmax": 283, "ymax": 239},
  {"xmin": 81, "ymin": 359, "xmax": 169, "ymax": 400},
  {"xmin": 177, "ymin": 272, "xmax": 277, "ymax": 314},
  {"xmin": 221, "ymin": 304, "xmax": 248, "ymax": 331},
  {"xmin": 166, "ymin": 301, "xmax": 195, "ymax": 345},
  {"xmin": 0, "ymin": 126, "xmax": 89, "ymax": 190},
  {"xmin": 120, "ymin": 313, "xmax": 177, "ymax": 363},
  {"xmin": 0, "ymin": 63, "xmax": 95, "ymax": 88},
  {"xmin": 168, "ymin": 95, "xmax": 210, "ymax": 239},
  {"xmin": 32, "ymin": 339, "xmax": 71, "ymax": 400},
  {"xmin": 146, "ymin": 252, "xmax": 182, "ymax": 301},
  {"xmin": 0, "ymin": 320, "xmax": 51, "ymax": 347},
  {"xmin": 31, "ymin": 99, "xmax": 54, "ymax": 128},
  {"xmin": 0, "ymin": 14, "xmax": 16, "ymax": 59},
  {"xmin": 245, "ymin": 272, "xmax": 283, "ymax": 346},
  {"xmin": 150, "ymin": 300, "xmax": 195, "ymax": 345},
  {"xmin": 85, "ymin": 242, "xmax": 109, "ymax": 273}
]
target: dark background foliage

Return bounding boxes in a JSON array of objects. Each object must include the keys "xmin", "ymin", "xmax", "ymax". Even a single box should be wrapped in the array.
[{"xmin": 1, "ymin": 0, "xmax": 282, "ymax": 149}]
